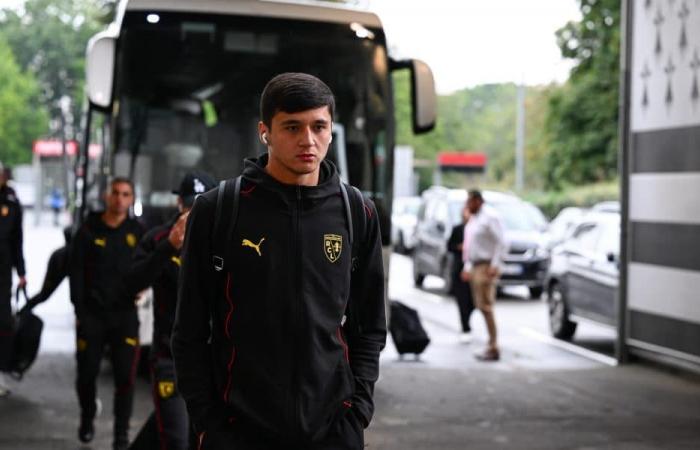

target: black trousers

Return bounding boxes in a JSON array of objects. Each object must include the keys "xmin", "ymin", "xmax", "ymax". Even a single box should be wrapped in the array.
[
  {"xmin": 452, "ymin": 271, "xmax": 474, "ymax": 333},
  {"xmin": 0, "ymin": 263, "xmax": 12, "ymax": 371},
  {"xmin": 198, "ymin": 407, "xmax": 365, "ymax": 450},
  {"xmin": 75, "ymin": 309, "xmax": 140, "ymax": 441}
]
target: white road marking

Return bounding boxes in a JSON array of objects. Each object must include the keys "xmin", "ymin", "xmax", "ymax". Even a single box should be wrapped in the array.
[{"xmin": 518, "ymin": 327, "xmax": 619, "ymax": 367}]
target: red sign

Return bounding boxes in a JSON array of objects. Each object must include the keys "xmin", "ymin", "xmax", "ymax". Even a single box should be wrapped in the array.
[
  {"xmin": 438, "ymin": 152, "xmax": 487, "ymax": 167},
  {"xmin": 32, "ymin": 140, "xmax": 102, "ymax": 158}
]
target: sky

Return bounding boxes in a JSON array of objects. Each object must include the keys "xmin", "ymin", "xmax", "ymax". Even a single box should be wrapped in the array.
[
  {"xmin": 0, "ymin": 0, "xmax": 582, "ymax": 94},
  {"xmin": 367, "ymin": 0, "xmax": 582, "ymax": 93}
]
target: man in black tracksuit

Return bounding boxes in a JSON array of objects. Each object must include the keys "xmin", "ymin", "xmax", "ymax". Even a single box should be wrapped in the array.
[
  {"xmin": 69, "ymin": 177, "xmax": 143, "ymax": 450},
  {"xmin": 0, "ymin": 162, "xmax": 27, "ymax": 396},
  {"xmin": 125, "ymin": 172, "xmax": 217, "ymax": 450},
  {"xmin": 172, "ymin": 73, "xmax": 387, "ymax": 450}
]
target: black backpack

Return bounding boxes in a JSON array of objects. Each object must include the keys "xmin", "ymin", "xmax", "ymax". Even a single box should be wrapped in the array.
[
  {"xmin": 9, "ymin": 287, "xmax": 44, "ymax": 380},
  {"xmin": 209, "ymin": 176, "xmax": 368, "ymax": 331}
]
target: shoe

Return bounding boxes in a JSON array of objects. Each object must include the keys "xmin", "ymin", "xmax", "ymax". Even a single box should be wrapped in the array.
[
  {"xmin": 458, "ymin": 332, "xmax": 472, "ymax": 344},
  {"xmin": 113, "ymin": 437, "xmax": 128, "ymax": 450},
  {"xmin": 475, "ymin": 348, "xmax": 500, "ymax": 362},
  {"xmin": 78, "ymin": 419, "xmax": 95, "ymax": 443}
]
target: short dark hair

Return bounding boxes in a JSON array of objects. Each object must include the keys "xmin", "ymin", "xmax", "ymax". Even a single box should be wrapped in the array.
[
  {"xmin": 110, "ymin": 176, "xmax": 134, "ymax": 194},
  {"xmin": 468, "ymin": 189, "xmax": 483, "ymax": 202},
  {"xmin": 260, "ymin": 73, "xmax": 335, "ymax": 127}
]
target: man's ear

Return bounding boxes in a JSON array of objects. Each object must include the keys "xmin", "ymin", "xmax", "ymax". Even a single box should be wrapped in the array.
[{"xmin": 258, "ymin": 121, "xmax": 269, "ymax": 145}]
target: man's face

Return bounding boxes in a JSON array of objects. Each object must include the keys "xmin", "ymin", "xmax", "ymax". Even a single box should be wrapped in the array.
[
  {"xmin": 260, "ymin": 106, "xmax": 332, "ymax": 181},
  {"xmin": 105, "ymin": 181, "xmax": 134, "ymax": 215},
  {"xmin": 467, "ymin": 196, "xmax": 482, "ymax": 214}
]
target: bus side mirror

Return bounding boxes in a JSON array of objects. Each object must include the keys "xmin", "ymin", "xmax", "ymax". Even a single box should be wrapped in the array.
[
  {"xmin": 391, "ymin": 58, "xmax": 437, "ymax": 134},
  {"xmin": 410, "ymin": 59, "xmax": 436, "ymax": 134},
  {"xmin": 86, "ymin": 31, "xmax": 117, "ymax": 108}
]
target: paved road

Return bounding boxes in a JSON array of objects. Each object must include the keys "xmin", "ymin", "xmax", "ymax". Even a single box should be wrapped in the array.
[{"xmin": 1, "ymin": 215, "xmax": 699, "ymax": 449}]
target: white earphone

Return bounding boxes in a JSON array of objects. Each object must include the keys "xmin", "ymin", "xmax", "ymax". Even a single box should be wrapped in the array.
[{"xmin": 261, "ymin": 133, "xmax": 269, "ymax": 145}]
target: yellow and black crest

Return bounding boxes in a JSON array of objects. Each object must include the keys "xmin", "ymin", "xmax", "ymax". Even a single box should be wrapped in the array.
[
  {"xmin": 324, "ymin": 234, "xmax": 343, "ymax": 263},
  {"xmin": 158, "ymin": 381, "xmax": 175, "ymax": 399},
  {"xmin": 126, "ymin": 233, "xmax": 137, "ymax": 248},
  {"xmin": 1, "ymin": 206, "xmax": 8, "ymax": 217}
]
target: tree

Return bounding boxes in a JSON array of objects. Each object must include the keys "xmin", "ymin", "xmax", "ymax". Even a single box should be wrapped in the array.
[
  {"xmin": 544, "ymin": 0, "xmax": 620, "ymax": 189},
  {"xmin": 0, "ymin": 37, "xmax": 49, "ymax": 166},
  {"xmin": 0, "ymin": 0, "xmax": 112, "ymax": 138}
]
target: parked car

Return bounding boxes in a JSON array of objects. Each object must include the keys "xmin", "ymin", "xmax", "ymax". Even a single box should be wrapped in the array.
[
  {"xmin": 412, "ymin": 187, "xmax": 550, "ymax": 298},
  {"xmin": 545, "ymin": 206, "xmax": 588, "ymax": 250},
  {"xmin": 391, "ymin": 196, "xmax": 422, "ymax": 254},
  {"xmin": 545, "ymin": 210, "xmax": 620, "ymax": 340}
]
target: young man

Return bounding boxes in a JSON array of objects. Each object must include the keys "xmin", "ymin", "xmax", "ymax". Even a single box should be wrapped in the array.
[
  {"xmin": 69, "ymin": 177, "xmax": 144, "ymax": 449},
  {"xmin": 125, "ymin": 171, "xmax": 216, "ymax": 450},
  {"xmin": 461, "ymin": 190, "xmax": 506, "ymax": 361},
  {"xmin": 172, "ymin": 73, "xmax": 387, "ymax": 450},
  {"xmin": 0, "ymin": 161, "xmax": 27, "ymax": 397}
]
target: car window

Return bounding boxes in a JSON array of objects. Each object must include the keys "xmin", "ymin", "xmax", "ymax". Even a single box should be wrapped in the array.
[
  {"xmin": 424, "ymin": 199, "xmax": 438, "ymax": 221},
  {"xmin": 488, "ymin": 202, "xmax": 542, "ymax": 232},
  {"xmin": 435, "ymin": 200, "xmax": 449, "ymax": 224},
  {"xmin": 570, "ymin": 223, "xmax": 601, "ymax": 251},
  {"xmin": 596, "ymin": 223, "xmax": 620, "ymax": 256}
]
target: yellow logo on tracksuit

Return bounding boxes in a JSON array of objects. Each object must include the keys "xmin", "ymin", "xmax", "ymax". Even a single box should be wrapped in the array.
[
  {"xmin": 242, "ymin": 238, "xmax": 265, "ymax": 256},
  {"xmin": 324, "ymin": 234, "xmax": 342, "ymax": 263}
]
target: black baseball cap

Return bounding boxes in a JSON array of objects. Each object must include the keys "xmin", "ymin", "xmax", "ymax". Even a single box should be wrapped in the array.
[{"xmin": 173, "ymin": 171, "xmax": 217, "ymax": 207}]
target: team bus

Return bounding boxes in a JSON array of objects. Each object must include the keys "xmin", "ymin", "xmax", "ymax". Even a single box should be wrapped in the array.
[{"xmin": 79, "ymin": 0, "xmax": 436, "ymax": 241}]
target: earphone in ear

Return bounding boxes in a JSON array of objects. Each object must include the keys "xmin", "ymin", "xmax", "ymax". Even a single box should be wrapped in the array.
[
  {"xmin": 261, "ymin": 133, "xmax": 269, "ymax": 145},
  {"xmin": 329, "ymin": 134, "xmax": 333, "ymax": 143}
]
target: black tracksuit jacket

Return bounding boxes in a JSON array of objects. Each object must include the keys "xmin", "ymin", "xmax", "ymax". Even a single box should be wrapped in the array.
[
  {"xmin": 69, "ymin": 212, "xmax": 143, "ymax": 317},
  {"xmin": 124, "ymin": 216, "xmax": 180, "ymax": 358},
  {"xmin": 171, "ymin": 155, "xmax": 387, "ymax": 446}
]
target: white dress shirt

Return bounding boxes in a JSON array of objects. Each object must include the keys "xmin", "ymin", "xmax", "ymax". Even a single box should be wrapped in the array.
[{"xmin": 462, "ymin": 205, "xmax": 507, "ymax": 272}]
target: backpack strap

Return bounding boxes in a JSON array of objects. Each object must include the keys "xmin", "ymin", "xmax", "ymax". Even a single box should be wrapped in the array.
[
  {"xmin": 340, "ymin": 182, "xmax": 368, "ymax": 333},
  {"xmin": 212, "ymin": 176, "xmax": 242, "ymax": 272}
]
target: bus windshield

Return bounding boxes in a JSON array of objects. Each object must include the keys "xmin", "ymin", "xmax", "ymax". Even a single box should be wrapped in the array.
[{"xmin": 107, "ymin": 11, "xmax": 392, "ymax": 224}]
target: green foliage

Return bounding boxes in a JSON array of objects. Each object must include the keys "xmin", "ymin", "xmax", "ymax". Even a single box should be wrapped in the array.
[
  {"xmin": 544, "ymin": 0, "xmax": 621, "ymax": 189},
  {"xmin": 393, "ymin": 70, "xmax": 555, "ymax": 192},
  {"xmin": 524, "ymin": 179, "xmax": 619, "ymax": 219},
  {"xmin": 0, "ymin": 37, "xmax": 49, "ymax": 166},
  {"xmin": 0, "ymin": 0, "xmax": 111, "ymax": 135}
]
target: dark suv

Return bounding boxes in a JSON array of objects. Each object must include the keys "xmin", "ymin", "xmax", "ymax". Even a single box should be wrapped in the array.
[
  {"xmin": 545, "ymin": 209, "xmax": 620, "ymax": 340},
  {"xmin": 412, "ymin": 187, "xmax": 550, "ymax": 298}
]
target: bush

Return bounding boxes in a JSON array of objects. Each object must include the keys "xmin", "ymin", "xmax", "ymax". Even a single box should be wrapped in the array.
[{"xmin": 524, "ymin": 180, "xmax": 619, "ymax": 219}]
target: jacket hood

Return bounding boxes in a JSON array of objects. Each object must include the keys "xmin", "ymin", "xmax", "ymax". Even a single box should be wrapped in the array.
[{"xmin": 242, "ymin": 153, "xmax": 341, "ymax": 200}]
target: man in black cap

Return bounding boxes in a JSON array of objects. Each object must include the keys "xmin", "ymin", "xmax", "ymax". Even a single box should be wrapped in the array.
[
  {"xmin": 0, "ymin": 161, "xmax": 27, "ymax": 397},
  {"xmin": 125, "ymin": 171, "xmax": 217, "ymax": 450}
]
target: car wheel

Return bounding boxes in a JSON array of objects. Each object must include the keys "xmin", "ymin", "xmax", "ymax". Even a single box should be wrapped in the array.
[
  {"xmin": 548, "ymin": 283, "xmax": 577, "ymax": 340},
  {"xmin": 529, "ymin": 286, "xmax": 544, "ymax": 300}
]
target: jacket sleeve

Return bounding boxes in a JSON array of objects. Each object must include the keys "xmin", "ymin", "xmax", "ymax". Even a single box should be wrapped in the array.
[
  {"xmin": 25, "ymin": 246, "xmax": 68, "ymax": 310},
  {"xmin": 124, "ymin": 229, "xmax": 175, "ymax": 298},
  {"xmin": 68, "ymin": 226, "xmax": 88, "ymax": 317},
  {"xmin": 171, "ymin": 196, "xmax": 225, "ymax": 434},
  {"xmin": 11, "ymin": 201, "xmax": 26, "ymax": 276},
  {"xmin": 345, "ymin": 198, "xmax": 387, "ymax": 428}
]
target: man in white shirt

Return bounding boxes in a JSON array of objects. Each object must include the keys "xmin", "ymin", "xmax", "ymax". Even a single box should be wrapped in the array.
[{"xmin": 461, "ymin": 190, "xmax": 506, "ymax": 361}]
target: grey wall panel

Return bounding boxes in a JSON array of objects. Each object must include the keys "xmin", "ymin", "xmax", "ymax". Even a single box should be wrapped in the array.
[
  {"xmin": 629, "ymin": 310, "xmax": 700, "ymax": 359},
  {"xmin": 630, "ymin": 222, "xmax": 700, "ymax": 272},
  {"xmin": 631, "ymin": 126, "xmax": 700, "ymax": 173}
]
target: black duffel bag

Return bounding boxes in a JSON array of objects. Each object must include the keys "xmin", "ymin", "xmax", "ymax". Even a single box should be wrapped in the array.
[
  {"xmin": 9, "ymin": 287, "xmax": 43, "ymax": 380},
  {"xmin": 389, "ymin": 300, "xmax": 430, "ymax": 357}
]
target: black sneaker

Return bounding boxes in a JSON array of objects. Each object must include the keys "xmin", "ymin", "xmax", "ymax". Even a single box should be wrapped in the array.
[
  {"xmin": 78, "ymin": 419, "xmax": 94, "ymax": 443},
  {"xmin": 113, "ymin": 436, "xmax": 128, "ymax": 450}
]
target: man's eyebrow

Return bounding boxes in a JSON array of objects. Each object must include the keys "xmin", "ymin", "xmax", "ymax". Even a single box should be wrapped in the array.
[{"xmin": 279, "ymin": 119, "xmax": 302, "ymax": 126}]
